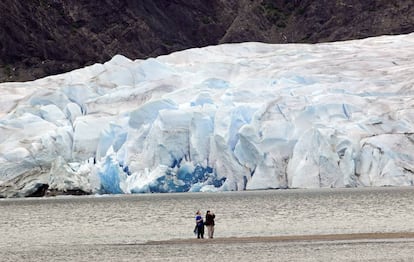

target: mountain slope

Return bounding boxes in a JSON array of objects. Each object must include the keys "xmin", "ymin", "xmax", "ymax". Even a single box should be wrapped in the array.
[{"xmin": 1, "ymin": 0, "xmax": 414, "ymax": 82}]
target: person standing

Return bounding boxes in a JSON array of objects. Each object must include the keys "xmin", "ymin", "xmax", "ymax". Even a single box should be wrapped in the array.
[
  {"xmin": 204, "ymin": 210, "xmax": 215, "ymax": 239},
  {"xmin": 195, "ymin": 210, "xmax": 204, "ymax": 239}
]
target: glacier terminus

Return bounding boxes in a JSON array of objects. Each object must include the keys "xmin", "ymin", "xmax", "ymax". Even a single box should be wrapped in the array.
[{"xmin": 0, "ymin": 33, "xmax": 413, "ymax": 197}]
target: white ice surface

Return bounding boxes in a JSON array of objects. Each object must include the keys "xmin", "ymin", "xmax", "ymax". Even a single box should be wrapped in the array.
[{"xmin": 1, "ymin": 33, "xmax": 414, "ymax": 196}]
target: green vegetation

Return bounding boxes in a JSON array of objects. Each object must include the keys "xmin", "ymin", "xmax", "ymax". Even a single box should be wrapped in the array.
[
  {"xmin": 260, "ymin": 1, "xmax": 284, "ymax": 23},
  {"xmin": 277, "ymin": 21, "xmax": 286, "ymax": 28},
  {"xmin": 259, "ymin": 1, "xmax": 293, "ymax": 28},
  {"xmin": 70, "ymin": 21, "xmax": 83, "ymax": 34},
  {"xmin": 38, "ymin": 0, "xmax": 47, "ymax": 7},
  {"xmin": 201, "ymin": 16, "xmax": 212, "ymax": 25},
  {"xmin": 4, "ymin": 65, "xmax": 12, "ymax": 77},
  {"xmin": 296, "ymin": 6, "xmax": 307, "ymax": 15}
]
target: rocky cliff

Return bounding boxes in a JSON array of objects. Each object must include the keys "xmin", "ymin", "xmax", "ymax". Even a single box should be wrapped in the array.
[{"xmin": 1, "ymin": 0, "xmax": 414, "ymax": 82}]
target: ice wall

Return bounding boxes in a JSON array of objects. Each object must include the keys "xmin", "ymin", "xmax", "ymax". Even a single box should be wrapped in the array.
[{"xmin": 0, "ymin": 34, "xmax": 414, "ymax": 197}]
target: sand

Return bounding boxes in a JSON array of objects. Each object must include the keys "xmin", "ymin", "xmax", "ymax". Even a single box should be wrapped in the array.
[{"xmin": 144, "ymin": 232, "xmax": 414, "ymax": 245}]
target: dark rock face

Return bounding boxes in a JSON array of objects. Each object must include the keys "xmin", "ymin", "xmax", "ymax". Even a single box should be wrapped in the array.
[
  {"xmin": 45, "ymin": 189, "xmax": 90, "ymax": 197},
  {"xmin": 26, "ymin": 184, "xmax": 49, "ymax": 197},
  {"xmin": 1, "ymin": 0, "xmax": 413, "ymax": 82}
]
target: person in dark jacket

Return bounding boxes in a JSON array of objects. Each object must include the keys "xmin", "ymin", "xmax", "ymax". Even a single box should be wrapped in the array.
[
  {"xmin": 195, "ymin": 210, "xmax": 204, "ymax": 239},
  {"xmin": 204, "ymin": 210, "xmax": 215, "ymax": 239}
]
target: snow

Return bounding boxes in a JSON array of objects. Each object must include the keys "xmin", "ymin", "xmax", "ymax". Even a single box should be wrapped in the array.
[{"xmin": 1, "ymin": 33, "xmax": 414, "ymax": 197}]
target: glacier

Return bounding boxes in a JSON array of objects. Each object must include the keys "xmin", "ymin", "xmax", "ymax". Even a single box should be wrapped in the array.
[{"xmin": 0, "ymin": 33, "xmax": 414, "ymax": 197}]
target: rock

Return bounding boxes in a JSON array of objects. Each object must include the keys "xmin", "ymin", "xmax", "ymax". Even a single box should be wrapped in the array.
[{"xmin": 1, "ymin": 0, "xmax": 414, "ymax": 82}]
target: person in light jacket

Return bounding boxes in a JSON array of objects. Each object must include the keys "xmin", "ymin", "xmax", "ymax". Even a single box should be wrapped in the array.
[{"xmin": 204, "ymin": 210, "xmax": 215, "ymax": 239}]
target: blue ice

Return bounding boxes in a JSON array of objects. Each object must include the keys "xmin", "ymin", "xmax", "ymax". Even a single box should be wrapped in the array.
[
  {"xmin": 98, "ymin": 157, "xmax": 124, "ymax": 194},
  {"xmin": 97, "ymin": 123, "xmax": 127, "ymax": 159},
  {"xmin": 129, "ymin": 99, "xmax": 178, "ymax": 128},
  {"xmin": 228, "ymin": 106, "xmax": 256, "ymax": 150},
  {"xmin": 202, "ymin": 78, "xmax": 230, "ymax": 89},
  {"xmin": 137, "ymin": 164, "xmax": 224, "ymax": 193}
]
